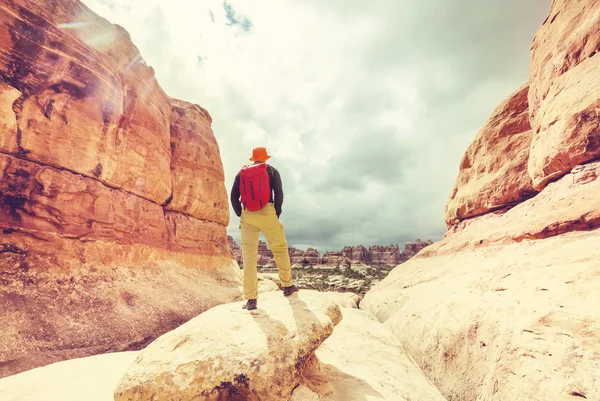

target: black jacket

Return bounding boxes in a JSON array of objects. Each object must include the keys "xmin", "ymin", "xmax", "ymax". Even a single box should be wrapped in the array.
[{"xmin": 231, "ymin": 164, "xmax": 284, "ymax": 217}]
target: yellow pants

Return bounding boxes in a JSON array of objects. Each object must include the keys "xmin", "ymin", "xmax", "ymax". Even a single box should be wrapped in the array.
[{"xmin": 241, "ymin": 203, "xmax": 293, "ymax": 299}]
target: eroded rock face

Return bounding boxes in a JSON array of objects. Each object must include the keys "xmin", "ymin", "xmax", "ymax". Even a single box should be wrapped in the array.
[
  {"xmin": 114, "ymin": 291, "xmax": 342, "ymax": 401},
  {"xmin": 298, "ymin": 308, "xmax": 446, "ymax": 401},
  {"xmin": 167, "ymin": 99, "xmax": 228, "ymax": 226},
  {"xmin": 320, "ymin": 251, "xmax": 351, "ymax": 268},
  {"xmin": 445, "ymin": 84, "xmax": 537, "ymax": 225},
  {"xmin": 0, "ymin": 0, "xmax": 236, "ymax": 377},
  {"xmin": 363, "ymin": 167, "xmax": 600, "ymax": 401},
  {"xmin": 362, "ymin": 228, "xmax": 600, "ymax": 400},
  {"xmin": 228, "ymin": 235, "xmax": 243, "ymax": 266},
  {"xmin": 402, "ymin": 239, "xmax": 433, "ymax": 259},
  {"xmin": 362, "ymin": 2, "xmax": 600, "ymax": 395},
  {"xmin": 369, "ymin": 244, "xmax": 402, "ymax": 266},
  {"xmin": 303, "ymin": 248, "xmax": 321, "ymax": 265},
  {"xmin": 528, "ymin": 0, "xmax": 600, "ymax": 190},
  {"xmin": 0, "ymin": 0, "xmax": 172, "ymax": 204}
]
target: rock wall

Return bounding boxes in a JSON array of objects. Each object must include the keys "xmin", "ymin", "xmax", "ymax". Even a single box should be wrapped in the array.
[
  {"xmin": 528, "ymin": 0, "xmax": 600, "ymax": 190},
  {"xmin": 362, "ymin": 1, "xmax": 600, "ymax": 400},
  {"xmin": 228, "ymin": 237, "xmax": 432, "ymax": 268},
  {"xmin": 445, "ymin": 84, "xmax": 537, "ymax": 225},
  {"xmin": 0, "ymin": 0, "xmax": 239, "ymax": 377}
]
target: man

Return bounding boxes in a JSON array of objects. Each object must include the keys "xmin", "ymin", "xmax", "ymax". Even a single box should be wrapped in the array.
[{"xmin": 231, "ymin": 147, "xmax": 299, "ymax": 310}]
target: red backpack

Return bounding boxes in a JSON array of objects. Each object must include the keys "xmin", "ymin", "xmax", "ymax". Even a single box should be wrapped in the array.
[{"xmin": 239, "ymin": 164, "xmax": 271, "ymax": 211}]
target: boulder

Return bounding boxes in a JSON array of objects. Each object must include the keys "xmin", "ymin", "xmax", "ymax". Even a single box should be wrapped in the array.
[
  {"xmin": 445, "ymin": 84, "xmax": 537, "ymax": 225},
  {"xmin": 114, "ymin": 290, "xmax": 342, "ymax": 401},
  {"xmin": 528, "ymin": 0, "xmax": 600, "ymax": 190}
]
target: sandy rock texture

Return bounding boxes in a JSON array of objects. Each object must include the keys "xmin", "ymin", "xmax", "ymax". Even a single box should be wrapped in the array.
[
  {"xmin": 362, "ymin": 3, "xmax": 600, "ymax": 399},
  {"xmin": 362, "ymin": 227, "xmax": 600, "ymax": 401},
  {"xmin": 528, "ymin": 0, "xmax": 600, "ymax": 190},
  {"xmin": 114, "ymin": 290, "xmax": 342, "ymax": 401},
  {"xmin": 0, "ymin": 351, "xmax": 139, "ymax": 401},
  {"xmin": 296, "ymin": 308, "xmax": 446, "ymax": 401}
]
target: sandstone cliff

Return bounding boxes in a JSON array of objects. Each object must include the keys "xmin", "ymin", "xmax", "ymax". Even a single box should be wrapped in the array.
[
  {"xmin": 445, "ymin": 84, "xmax": 536, "ymax": 225},
  {"xmin": 362, "ymin": 1, "xmax": 600, "ymax": 399},
  {"xmin": 0, "ymin": 0, "xmax": 239, "ymax": 377}
]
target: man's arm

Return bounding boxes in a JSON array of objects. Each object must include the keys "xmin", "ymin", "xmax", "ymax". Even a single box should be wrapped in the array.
[
  {"xmin": 230, "ymin": 173, "xmax": 242, "ymax": 217},
  {"xmin": 270, "ymin": 167, "xmax": 284, "ymax": 217}
]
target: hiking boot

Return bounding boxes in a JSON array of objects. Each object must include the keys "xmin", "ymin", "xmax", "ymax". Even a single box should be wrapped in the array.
[
  {"xmin": 283, "ymin": 285, "xmax": 299, "ymax": 297},
  {"xmin": 242, "ymin": 299, "xmax": 257, "ymax": 310}
]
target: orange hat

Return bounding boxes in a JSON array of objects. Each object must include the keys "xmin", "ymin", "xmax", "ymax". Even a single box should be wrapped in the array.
[{"xmin": 249, "ymin": 147, "xmax": 271, "ymax": 162}]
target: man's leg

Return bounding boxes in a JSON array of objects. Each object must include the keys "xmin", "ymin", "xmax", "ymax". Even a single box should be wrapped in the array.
[
  {"xmin": 241, "ymin": 214, "xmax": 260, "ymax": 300},
  {"xmin": 260, "ymin": 210, "xmax": 293, "ymax": 288}
]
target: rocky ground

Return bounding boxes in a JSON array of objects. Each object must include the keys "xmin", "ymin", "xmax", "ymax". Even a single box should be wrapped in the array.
[
  {"xmin": 0, "ymin": 291, "xmax": 445, "ymax": 401},
  {"xmin": 362, "ymin": 0, "xmax": 600, "ymax": 398}
]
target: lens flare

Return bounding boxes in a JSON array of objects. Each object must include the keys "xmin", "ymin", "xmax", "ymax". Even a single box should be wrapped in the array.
[
  {"xmin": 57, "ymin": 21, "xmax": 93, "ymax": 29},
  {"xmin": 124, "ymin": 53, "xmax": 142, "ymax": 73}
]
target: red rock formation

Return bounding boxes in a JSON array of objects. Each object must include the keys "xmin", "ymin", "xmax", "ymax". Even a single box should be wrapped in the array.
[
  {"xmin": 303, "ymin": 248, "xmax": 321, "ymax": 265},
  {"xmin": 0, "ymin": 0, "xmax": 238, "ymax": 377},
  {"xmin": 321, "ymin": 251, "xmax": 351, "ymax": 268},
  {"xmin": 0, "ymin": 0, "xmax": 172, "ymax": 205},
  {"xmin": 445, "ymin": 84, "xmax": 537, "ymax": 226},
  {"xmin": 228, "ymin": 236, "xmax": 242, "ymax": 266},
  {"xmin": 369, "ymin": 244, "xmax": 402, "ymax": 266},
  {"xmin": 257, "ymin": 240, "xmax": 274, "ymax": 266},
  {"xmin": 289, "ymin": 248, "xmax": 306, "ymax": 267},
  {"xmin": 228, "ymin": 238, "xmax": 431, "ymax": 268},
  {"xmin": 528, "ymin": 0, "xmax": 600, "ymax": 190},
  {"xmin": 401, "ymin": 240, "xmax": 433, "ymax": 259}
]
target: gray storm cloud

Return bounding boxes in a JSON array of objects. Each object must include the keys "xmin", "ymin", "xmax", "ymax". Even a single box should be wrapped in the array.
[{"xmin": 83, "ymin": 0, "xmax": 551, "ymax": 250}]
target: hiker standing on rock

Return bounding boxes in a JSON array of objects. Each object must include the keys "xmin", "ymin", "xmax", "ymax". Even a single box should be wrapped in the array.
[{"xmin": 231, "ymin": 147, "xmax": 299, "ymax": 310}]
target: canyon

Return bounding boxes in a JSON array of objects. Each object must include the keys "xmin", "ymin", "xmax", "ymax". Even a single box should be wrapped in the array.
[{"xmin": 0, "ymin": 0, "xmax": 599, "ymax": 400}]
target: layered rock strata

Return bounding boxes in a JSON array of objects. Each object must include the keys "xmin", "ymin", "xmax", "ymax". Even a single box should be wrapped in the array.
[{"xmin": 0, "ymin": 0, "xmax": 238, "ymax": 377}]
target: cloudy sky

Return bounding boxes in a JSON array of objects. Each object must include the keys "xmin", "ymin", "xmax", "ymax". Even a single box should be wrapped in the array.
[{"xmin": 82, "ymin": 0, "xmax": 550, "ymax": 251}]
